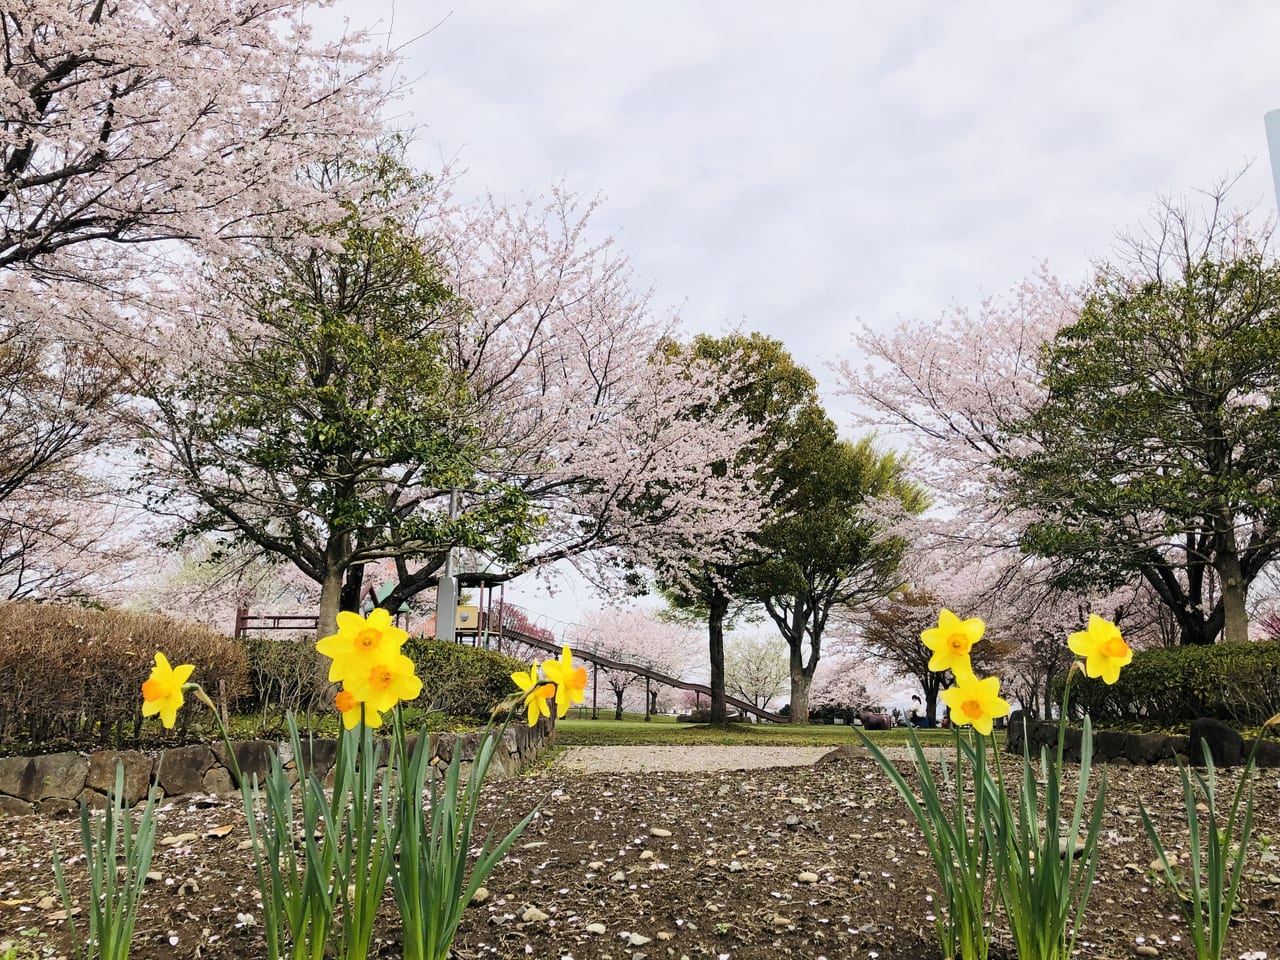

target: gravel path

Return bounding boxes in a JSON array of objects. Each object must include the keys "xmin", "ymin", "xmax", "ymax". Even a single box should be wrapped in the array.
[
  {"xmin": 553, "ymin": 743, "xmax": 949, "ymax": 773},
  {"xmin": 554, "ymin": 744, "xmax": 833, "ymax": 773}
]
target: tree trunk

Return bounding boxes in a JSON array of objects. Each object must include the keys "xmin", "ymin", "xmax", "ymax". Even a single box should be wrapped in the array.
[
  {"xmin": 1215, "ymin": 531, "xmax": 1250, "ymax": 645},
  {"xmin": 788, "ymin": 663, "xmax": 812, "ymax": 724},
  {"xmin": 924, "ymin": 673, "xmax": 942, "ymax": 728},
  {"xmin": 1179, "ymin": 615, "xmax": 1219, "ymax": 646},
  {"xmin": 317, "ymin": 563, "xmax": 345, "ymax": 639},
  {"xmin": 339, "ymin": 562, "xmax": 365, "ymax": 613},
  {"xmin": 785, "ymin": 604, "xmax": 812, "ymax": 724},
  {"xmin": 708, "ymin": 587, "xmax": 730, "ymax": 726},
  {"xmin": 613, "ymin": 689, "xmax": 624, "ymax": 721}
]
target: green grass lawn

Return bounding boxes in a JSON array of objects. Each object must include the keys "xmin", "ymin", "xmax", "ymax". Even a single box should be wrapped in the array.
[{"xmin": 555, "ymin": 716, "xmax": 982, "ymax": 747}]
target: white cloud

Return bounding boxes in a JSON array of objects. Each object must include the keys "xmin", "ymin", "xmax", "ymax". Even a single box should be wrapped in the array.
[
  {"xmin": 323, "ymin": 2, "xmax": 1279, "ymax": 383},
  {"xmin": 312, "ymin": 0, "xmax": 1280, "ymax": 613}
]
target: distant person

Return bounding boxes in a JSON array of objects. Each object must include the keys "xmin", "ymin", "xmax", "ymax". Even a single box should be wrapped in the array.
[{"xmin": 908, "ymin": 695, "xmax": 928, "ymax": 728}]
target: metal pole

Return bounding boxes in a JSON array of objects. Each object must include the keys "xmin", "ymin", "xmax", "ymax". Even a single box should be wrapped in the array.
[
  {"xmin": 434, "ymin": 487, "xmax": 459, "ymax": 643},
  {"xmin": 592, "ymin": 662, "xmax": 599, "ymax": 720},
  {"xmin": 1266, "ymin": 110, "xmax": 1280, "ymax": 213}
]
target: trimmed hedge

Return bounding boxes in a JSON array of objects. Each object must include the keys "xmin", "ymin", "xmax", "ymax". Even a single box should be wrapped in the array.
[
  {"xmin": 1067, "ymin": 641, "xmax": 1280, "ymax": 725},
  {"xmin": 0, "ymin": 601, "xmax": 248, "ymax": 748},
  {"xmin": 239, "ymin": 632, "xmax": 331, "ymax": 726},
  {"xmin": 404, "ymin": 636, "xmax": 525, "ymax": 720}
]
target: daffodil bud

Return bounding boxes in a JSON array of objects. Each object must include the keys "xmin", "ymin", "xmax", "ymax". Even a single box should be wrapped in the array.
[{"xmin": 189, "ymin": 684, "xmax": 216, "ymax": 712}]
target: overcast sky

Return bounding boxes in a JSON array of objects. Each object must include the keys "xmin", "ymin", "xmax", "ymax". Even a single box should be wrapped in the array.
[{"xmin": 314, "ymin": 1, "xmax": 1280, "ymax": 628}]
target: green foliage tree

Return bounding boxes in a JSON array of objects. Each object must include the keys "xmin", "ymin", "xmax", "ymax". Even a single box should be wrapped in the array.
[
  {"xmin": 657, "ymin": 333, "xmax": 823, "ymax": 725},
  {"xmin": 137, "ymin": 163, "xmax": 538, "ymax": 638},
  {"xmin": 1000, "ymin": 197, "xmax": 1280, "ymax": 646},
  {"xmin": 747, "ymin": 435, "xmax": 926, "ymax": 723}
]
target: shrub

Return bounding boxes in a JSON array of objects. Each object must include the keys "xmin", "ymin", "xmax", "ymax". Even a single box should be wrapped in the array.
[
  {"xmin": 238, "ymin": 633, "xmax": 331, "ymax": 731},
  {"xmin": 1066, "ymin": 641, "xmax": 1280, "ymax": 725},
  {"xmin": 0, "ymin": 601, "xmax": 248, "ymax": 748},
  {"xmin": 404, "ymin": 637, "xmax": 526, "ymax": 720},
  {"xmin": 810, "ymin": 702, "xmax": 856, "ymax": 724}
]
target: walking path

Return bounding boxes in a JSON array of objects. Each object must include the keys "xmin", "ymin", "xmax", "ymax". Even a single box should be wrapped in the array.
[{"xmin": 553, "ymin": 743, "xmax": 948, "ymax": 774}]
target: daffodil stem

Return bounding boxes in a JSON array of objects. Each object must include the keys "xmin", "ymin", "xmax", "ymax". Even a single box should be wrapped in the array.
[
  {"xmin": 188, "ymin": 682, "xmax": 244, "ymax": 789},
  {"xmin": 1057, "ymin": 669, "xmax": 1078, "ymax": 771}
]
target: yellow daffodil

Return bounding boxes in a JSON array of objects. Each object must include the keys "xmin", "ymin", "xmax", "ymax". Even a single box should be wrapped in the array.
[
  {"xmin": 141, "ymin": 652, "xmax": 195, "ymax": 729},
  {"xmin": 316, "ymin": 608, "xmax": 409, "ymax": 684},
  {"xmin": 940, "ymin": 672, "xmax": 1010, "ymax": 736},
  {"xmin": 343, "ymin": 653, "xmax": 422, "ymax": 714},
  {"xmin": 511, "ymin": 664, "xmax": 556, "ymax": 727},
  {"xmin": 335, "ymin": 688, "xmax": 381, "ymax": 730},
  {"xmin": 921, "ymin": 609, "xmax": 985, "ymax": 677},
  {"xmin": 1067, "ymin": 614, "xmax": 1132, "ymax": 685},
  {"xmin": 540, "ymin": 645, "xmax": 588, "ymax": 718}
]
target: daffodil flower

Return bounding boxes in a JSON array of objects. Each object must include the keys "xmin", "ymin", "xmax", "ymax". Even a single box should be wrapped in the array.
[
  {"xmin": 540, "ymin": 645, "xmax": 588, "ymax": 718},
  {"xmin": 921, "ymin": 609, "xmax": 985, "ymax": 677},
  {"xmin": 940, "ymin": 672, "xmax": 1010, "ymax": 736},
  {"xmin": 335, "ymin": 688, "xmax": 381, "ymax": 730},
  {"xmin": 343, "ymin": 653, "xmax": 422, "ymax": 714},
  {"xmin": 141, "ymin": 652, "xmax": 195, "ymax": 729},
  {"xmin": 316, "ymin": 608, "xmax": 409, "ymax": 684},
  {"xmin": 1067, "ymin": 614, "xmax": 1132, "ymax": 685},
  {"xmin": 511, "ymin": 664, "xmax": 556, "ymax": 727}
]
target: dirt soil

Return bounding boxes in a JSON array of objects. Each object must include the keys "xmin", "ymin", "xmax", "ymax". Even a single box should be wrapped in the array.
[{"xmin": 2, "ymin": 751, "xmax": 1279, "ymax": 960}]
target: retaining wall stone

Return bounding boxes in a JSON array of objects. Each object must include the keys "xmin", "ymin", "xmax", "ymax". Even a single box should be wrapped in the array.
[
  {"xmin": 1006, "ymin": 711, "xmax": 1278, "ymax": 768},
  {"xmin": 0, "ymin": 751, "xmax": 87, "ymax": 802},
  {"xmin": 0, "ymin": 716, "xmax": 554, "ymax": 817},
  {"xmin": 86, "ymin": 749, "xmax": 153, "ymax": 806}
]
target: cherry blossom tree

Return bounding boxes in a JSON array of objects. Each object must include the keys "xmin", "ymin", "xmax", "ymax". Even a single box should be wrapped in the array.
[
  {"xmin": 2, "ymin": 0, "xmax": 391, "ymax": 332},
  {"xmin": 722, "ymin": 633, "xmax": 789, "ymax": 714},
  {"xmin": 0, "ymin": 321, "xmax": 126, "ymax": 598},
  {"xmin": 838, "ymin": 266, "xmax": 1076, "ymax": 511},
  {"xmin": 568, "ymin": 606, "xmax": 697, "ymax": 719},
  {"xmin": 413, "ymin": 192, "xmax": 766, "ymax": 609},
  {"xmin": 655, "ymin": 333, "xmax": 816, "ymax": 725},
  {"xmin": 2, "ymin": 1, "xmax": 393, "ymax": 599},
  {"xmin": 838, "ymin": 267, "xmax": 1156, "ymax": 700},
  {"xmin": 129, "ymin": 537, "xmax": 322, "ymax": 632},
  {"xmin": 137, "ymin": 169, "xmax": 765, "ymax": 637}
]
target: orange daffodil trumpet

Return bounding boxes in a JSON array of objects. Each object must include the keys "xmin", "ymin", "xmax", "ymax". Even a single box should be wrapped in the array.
[
  {"xmin": 1067, "ymin": 614, "xmax": 1132, "ymax": 685},
  {"xmin": 141, "ymin": 652, "xmax": 196, "ymax": 729},
  {"xmin": 940, "ymin": 672, "xmax": 1010, "ymax": 736},
  {"xmin": 511, "ymin": 664, "xmax": 556, "ymax": 727},
  {"xmin": 922, "ymin": 608, "xmax": 985, "ymax": 678},
  {"xmin": 335, "ymin": 688, "xmax": 381, "ymax": 730},
  {"xmin": 509, "ymin": 645, "xmax": 587, "ymax": 726},
  {"xmin": 541, "ymin": 645, "xmax": 588, "ymax": 718},
  {"xmin": 315, "ymin": 609, "xmax": 420, "ymax": 727}
]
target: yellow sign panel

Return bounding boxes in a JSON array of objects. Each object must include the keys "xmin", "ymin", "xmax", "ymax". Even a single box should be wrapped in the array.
[{"xmin": 455, "ymin": 605, "xmax": 480, "ymax": 631}]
